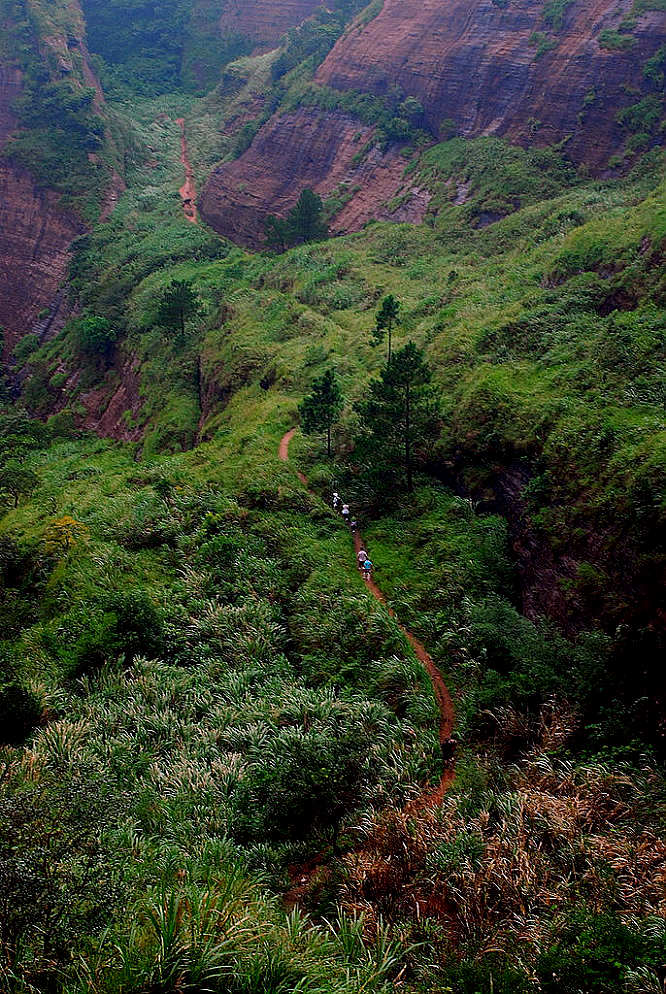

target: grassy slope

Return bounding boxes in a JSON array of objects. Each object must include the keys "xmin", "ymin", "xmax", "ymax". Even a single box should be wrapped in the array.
[{"xmin": 2, "ymin": 61, "xmax": 666, "ymax": 994}]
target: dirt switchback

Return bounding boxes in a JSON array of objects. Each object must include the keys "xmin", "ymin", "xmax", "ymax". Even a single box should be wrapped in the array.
[
  {"xmin": 278, "ymin": 429, "xmax": 455, "ymax": 803},
  {"xmin": 176, "ymin": 117, "xmax": 197, "ymax": 223}
]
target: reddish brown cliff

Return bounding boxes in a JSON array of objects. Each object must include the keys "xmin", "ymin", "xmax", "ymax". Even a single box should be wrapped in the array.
[
  {"xmin": 0, "ymin": 18, "xmax": 117, "ymax": 351},
  {"xmin": 201, "ymin": 0, "xmax": 665, "ymax": 246},
  {"xmin": 317, "ymin": 0, "xmax": 665, "ymax": 167},
  {"xmin": 218, "ymin": 0, "xmax": 324, "ymax": 49},
  {"xmin": 198, "ymin": 107, "xmax": 427, "ymax": 247},
  {"xmin": 0, "ymin": 161, "xmax": 85, "ymax": 351}
]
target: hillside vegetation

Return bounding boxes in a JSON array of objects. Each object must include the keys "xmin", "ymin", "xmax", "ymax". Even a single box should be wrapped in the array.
[{"xmin": 1, "ymin": 3, "xmax": 665, "ymax": 993}]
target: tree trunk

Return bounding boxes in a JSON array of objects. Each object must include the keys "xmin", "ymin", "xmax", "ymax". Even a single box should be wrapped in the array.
[{"xmin": 405, "ymin": 381, "xmax": 412, "ymax": 492}]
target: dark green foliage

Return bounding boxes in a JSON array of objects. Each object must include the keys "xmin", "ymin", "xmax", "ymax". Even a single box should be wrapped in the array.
[
  {"xmin": 265, "ymin": 189, "xmax": 329, "ymax": 251},
  {"xmin": 236, "ymin": 700, "xmax": 389, "ymax": 840},
  {"xmin": 644, "ymin": 44, "xmax": 666, "ymax": 88},
  {"xmin": 11, "ymin": 333, "xmax": 40, "ymax": 366},
  {"xmin": 616, "ymin": 95, "xmax": 663, "ymax": 134},
  {"xmin": 73, "ymin": 314, "xmax": 120, "ymax": 361},
  {"xmin": 0, "ymin": 681, "xmax": 41, "ymax": 743},
  {"xmin": 0, "ymin": 768, "xmax": 127, "ymax": 983},
  {"xmin": 156, "ymin": 279, "xmax": 203, "ymax": 342},
  {"xmin": 0, "ymin": 646, "xmax": 41, "ymax": 743},
  {"xmin": 299, "ymin": 368, "xmax": 343, "ymax": 456},
  {"xmin": 0, "ymin": 460, "xmax": 38, "ymax": 507},
  {"xmin": 542, "ymin": 0, "xmax": 575, "ymax": 30},
  {"xmin": 80, "ymin": 0, "xmax": 250, "ymax": 95},
  {"xmin": 372, "ymin": 294, "xmax": 401, "ymax": 364},
  {"xmin": 356, "ymin": 342, "xmax": 440, "ymax": 493},
  {"xmin": 62, "ymin": 589, "xmax": 164, "ymax": 678},
  {"xmin": 598, "ymin": 29, "xmax": 636, "ymax": 51},
  {"xmin": 293, "ymin": 83, "xmax": 433, "ymax": 145},
  {"xmin": 537, "ymin": 912, "xmax": 666, "ymax": 993},
  {"xmin": 270, "ymin": 0, "xmax": 371, "ymax": 82}
]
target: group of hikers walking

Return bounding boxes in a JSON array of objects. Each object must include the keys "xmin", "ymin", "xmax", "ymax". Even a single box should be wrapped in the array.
[
  {"xmin": 332, "ymin": 491, "xmax": 373, "ymax": 581},
  {"xmin": 331, "ymin": 487, "xmax": 456, "ymax": 770}
]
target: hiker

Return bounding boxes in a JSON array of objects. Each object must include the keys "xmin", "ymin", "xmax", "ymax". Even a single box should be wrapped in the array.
[
  {"xmin": 362, "ymin": 557, "xmax": 373, "ymax": 581},
  {"xmin": 357, "ymin": 547, "xmax": 367, "ymax": 570},
  {"xmin": 341, "ymin": 503, "xmax": 350, "ymax": 523},
  {"xmin": 332, "ymin": 491, "xmax": 340, "ymax": 510},
  {"xmin": 441, "ymin": 735, "xmax": 457, "ymax": 768},
  {"xmin": 350, "ymin": 518, "xmax": 358, "ymax": 533}
]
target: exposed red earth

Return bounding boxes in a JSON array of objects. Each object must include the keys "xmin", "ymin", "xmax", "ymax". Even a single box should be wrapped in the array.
[{"xmin": 176, "ymin": 118, "xmax": 198, "ymax": 223}]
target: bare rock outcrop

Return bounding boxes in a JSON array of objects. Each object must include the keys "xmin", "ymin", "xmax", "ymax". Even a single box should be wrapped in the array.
[
  {"xmin": 0, "ymin": 8, "xmax": 119, "ymax": 350},
  {"xmin": 201, "ymin": 0, "xmax": 665, "ymax": 247},
  {"xmin": 0, "ymin": 162, "xmax": 85, "ymax": 351},
  {"xmin": 199, "ymin": 108, "xmax": 427, "ymax": 247},
  {"xmin": 316, "ymin": 0, "xmax": 665, "ymax": 168}
]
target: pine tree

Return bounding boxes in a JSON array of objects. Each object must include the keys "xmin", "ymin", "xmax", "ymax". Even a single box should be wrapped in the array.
[
  {"xmin": 372, "ymin": 294, "xmax": 401, "ymax": 365},
  {"xmin": 355, "ymin": 341, "xmax": 439, "ymax": 492},
  {"xmin": 156, "ymin": 280, "xmax": 202, "ymax": 343},
  {"xmin": 289, "ymin": 188, "xmax": 328, "ymax": 244},
  {"xmin": 299, "ymin": 369, "xmax": 343, "ymax": 457},
  {"xmin": 263, "ymin": 188, "xmax": 328, "ymax": 251}
]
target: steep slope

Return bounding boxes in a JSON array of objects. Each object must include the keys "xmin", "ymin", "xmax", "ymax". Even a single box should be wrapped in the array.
[
  {"xmin": 200, "ymin": 0, "xmax": 666, "ymax": 247},
  {"xmin": 217, "ymin": 0, "xmax": 324, "ymax": 49},
  {"xmin": 0, "ymin": 65, "xmax": 83, "ymax": 350},
  {"xmin": 199, "ymin": 107, "xmax": 426, "ymax": 248},
  {"xmin": 317, "ymin": 0, "xmax": 664, "ymax": 165},
  {"xmin": 0, "ymin": 0, "xmax": 118, "ymax": 351}
]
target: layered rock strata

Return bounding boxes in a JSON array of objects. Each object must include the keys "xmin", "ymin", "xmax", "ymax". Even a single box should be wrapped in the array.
[{"xmin": 201, "ymin": 0, "xmax": 666, "ymax": 246}]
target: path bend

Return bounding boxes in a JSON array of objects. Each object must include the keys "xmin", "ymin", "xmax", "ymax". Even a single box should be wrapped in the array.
[{"xmin": 279, "ymin": 428, "xmax": 455, "ymax": 805}]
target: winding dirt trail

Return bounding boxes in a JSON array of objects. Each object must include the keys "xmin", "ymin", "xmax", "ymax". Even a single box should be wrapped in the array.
[
  {"xmin": 175, "ymin": 117, "xmax": 197, "ymax": 224},
  {"xmin": 278, "ymin": 428, "xmax": 455, "ymax": 808}
]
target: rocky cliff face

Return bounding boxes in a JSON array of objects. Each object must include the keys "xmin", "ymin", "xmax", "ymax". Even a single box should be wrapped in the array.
[
  {"xmin": 199, "ymin": 107, "xmax": 429, "ymax": 247},
  {"xmin": 201, "ymin": 0, "xmax": 665, "ymax": 246},
  {"xmin": 218, "ymin": 0, "xmax": 324, "ymax": 49},
  {"xmin": 0, "ymin": 161, "xmax": 85, "ymax": 352},
  {"xmin": 317, "ymin": 0, "xmax": 664, "ymax": 166},
  {"xmin": 0, "ymin": 8, "xmax": 116, "ymax": 351}
]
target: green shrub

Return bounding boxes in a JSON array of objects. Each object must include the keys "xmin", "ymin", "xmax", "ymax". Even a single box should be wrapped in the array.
[{"xmin": 598, "ymin": 29, "xmax": 635, "ymax": 50}]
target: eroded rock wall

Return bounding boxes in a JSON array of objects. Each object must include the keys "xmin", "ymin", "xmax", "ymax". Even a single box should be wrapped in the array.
[
  {"xmin": 0, "ymin": 12, "xmax": 113, "ymax": 350},
  {"xmin": 218, "ymin": 0, "xmax": 324, "ymax": 48},
  {"xmin": 199, "ymin": 108, "xmax": 428, "ymax": 246},
  {"xmin": 201, "ymin": 0, "xmax": 665, "ymax": 247},
  {"xmin": 317, "ymin": 0, "xmax": 665, "ymax": 167},
  {"xmin": 0, "ymin": 162, "xmax": 85, "ymax": 350}
]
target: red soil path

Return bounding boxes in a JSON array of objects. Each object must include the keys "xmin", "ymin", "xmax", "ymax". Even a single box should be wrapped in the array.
[
  {"xmin": 278, "ymin": 428, "xmax": 456, "ymax": 808},
  {"xmin": 175, "ymin": 118, "xmax": 197, "ymax": 224}
]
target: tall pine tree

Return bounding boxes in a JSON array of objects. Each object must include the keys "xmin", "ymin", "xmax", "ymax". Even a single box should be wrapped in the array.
[
  {"xmin": 355, "ymin": 342, "xmax": 439, "ymax": 492},
  {"xmin": 156, "ymin": 280, "xmax": 202, "ymax": 343},
  {"xmin": 299, "ymin": 369, "xmax": 343, "ymax": 457},
  {"xmin": 372, "ymin": 295, "xmax": 401, "ymax": 365}
]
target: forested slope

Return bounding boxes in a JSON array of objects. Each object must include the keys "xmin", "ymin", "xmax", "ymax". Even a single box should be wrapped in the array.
[{"xmin": 1, "ymin": 0, "xmax": 665, "ymax": 992}]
